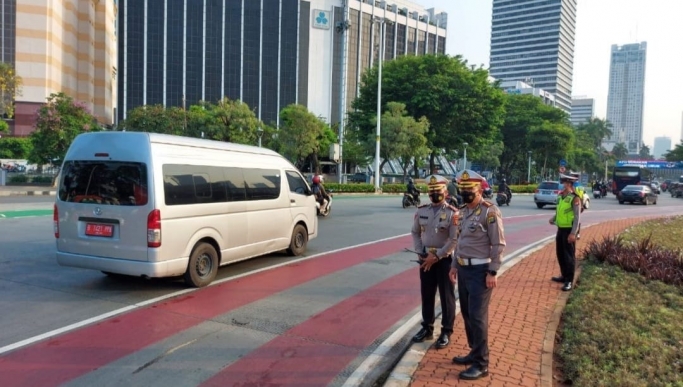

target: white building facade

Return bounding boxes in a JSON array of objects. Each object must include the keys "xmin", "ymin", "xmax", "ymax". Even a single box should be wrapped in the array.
[
  {"xmin": 489, "ymin": 0, "xmax": 577, "ymax": 113},
  {"xmin": 653, "ymin": 136, "xmax": 671, "ymax": 160},
  {"xmin": 499, "ymin": 79, "xmax": 556, "ymax": 107},
  {"xmin": 570, "ymin": 97, "xmax": 594, "ymax": 127},
  {"xmin": 604, "ymin": 42, "xmax": 647, "ymax": 155}
]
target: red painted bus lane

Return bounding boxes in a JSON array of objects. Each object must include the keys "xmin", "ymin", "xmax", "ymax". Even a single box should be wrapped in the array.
[
  {"xmin": 0, "ymin": 236, "xmax": 411, "ymax": 387},
  {"xmin": 201, "ymin": 268, "xmax": 419, "ymax": 387}
]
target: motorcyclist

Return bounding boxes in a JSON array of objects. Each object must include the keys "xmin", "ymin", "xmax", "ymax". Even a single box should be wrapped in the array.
[
  {"xmin": 592, "ymin": 181, "xmax": 601, "ymax": 192},
  {"xmin": 407, "ymin": 178, "xmax": 420, "ymax": 204},
  {"xmin": 311, "ymin": 175, "xmax": 330, "ymax": 213},
  {"xmin": 497, "ymin": 179, "xmax": 512, "ymax": 204},
  {"xmin": 447, "ymin": 177, "xmax": 460, "ymax": 206}
]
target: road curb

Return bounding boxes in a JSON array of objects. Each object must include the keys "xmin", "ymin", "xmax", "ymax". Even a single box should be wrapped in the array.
[
  {"xmin": 375, "ymin": 234, "xmax": 556, "ymax": 387},
  {"xmin": 0, "ymin": 190, "xmax": 56, "ymax": 197}
]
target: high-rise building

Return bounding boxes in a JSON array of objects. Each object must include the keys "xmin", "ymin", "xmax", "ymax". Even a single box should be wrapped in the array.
[
  {"xmin": 489, "ymin": 0, "xmax": 577, "ymax": 113},
  {"xmin": 116, "ymin": 0, "xmax": 447, "ymax": 127},
  {"xmin": 0, "ymin": 0, "xmax": 118, "ymax": 136},
  {"xmin": 570, "ymin": 97, "xmax": 594, "ymax": 127},
  {"xmin": 653, "ymin": 136, "xmax": 671, "ymax": 160},
  {"xmin": 605, "ymin": 42, "xmax": 647, "ymax": 155}
]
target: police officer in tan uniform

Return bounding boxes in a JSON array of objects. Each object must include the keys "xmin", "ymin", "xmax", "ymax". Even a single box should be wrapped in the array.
[
  {"xmin": 448, "ymin": 170, "xmax": 506, "ymax": 380},
  {"xmin": 411, "ymin": 175, "xmax": 459, "ymax": 349}
]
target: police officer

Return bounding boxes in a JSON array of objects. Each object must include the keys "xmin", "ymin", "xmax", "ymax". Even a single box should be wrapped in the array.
[
  {"xmin": 449, "ymin": 169, "xmax": 506, "ymax": 381},
  {"xmin": 550, "ymin": 174, "xmax": 581, "ymax": 291},
  {"xmin": 411, "ymin": 175, "xmax": 459, "ymax": 349}
]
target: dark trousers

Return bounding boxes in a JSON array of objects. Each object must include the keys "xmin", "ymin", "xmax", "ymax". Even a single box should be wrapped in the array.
[
  {"xmin": 457, "ymin": 263, "xmax": 493, "ymax": 368},
  {"xmin": 420, "ymin": 257, "xmax": 456, "ymax": 335},
  {"xmin": 556, "ymin": 227, "xmax": 576, "ymax": 282}
]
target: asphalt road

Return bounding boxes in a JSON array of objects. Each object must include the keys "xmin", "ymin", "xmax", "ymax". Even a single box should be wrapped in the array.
[{"xmin": 1, "ymin": 193, "xmax": 682, "ymax": 386}]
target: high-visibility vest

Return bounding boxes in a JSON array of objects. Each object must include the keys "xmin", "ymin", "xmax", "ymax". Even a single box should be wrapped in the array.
[{"xmin": 555, "ymin": 194, "xmax": 577, "ymax": 228}]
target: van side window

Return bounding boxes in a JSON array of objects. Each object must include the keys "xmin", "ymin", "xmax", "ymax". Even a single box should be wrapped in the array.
[
  {"xmin": 58, "ymin": 161, "xmax": 148, "ymax": 206},
  {"xmin": 244, "ymin": 169, "xmax": 281, "ymax": 201},
  {"xmin": 163, "ymin": 165, "xmax": 281, "ymax": 205},
  {"xmin": 286, "ymin": 171, "xmax": 308, "ymax": 195}
]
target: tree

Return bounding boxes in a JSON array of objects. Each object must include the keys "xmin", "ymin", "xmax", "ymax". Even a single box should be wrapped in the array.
[
  {"xmin": 119, "ymin": 104, "xmax": 186, "ymax": 135},
  {"xmin": 664, "ymin": 141, "xmax": 683, "ymax": 161},
  {"xmin": 0, "ymin": 120, "xmax": 8, "ymax": 134},
  {"xmin": 0, "ymin": 62, "xmax": 22, "ymax": 118},
  {"xmin": 278, "ymin": 104, "xmax": 330, "ymax": 172},
  {"xmin": 576, "ymin": 118, "xmax": 613, "ymax": 151},
  {"xmin": 368, "ymin": 102, "xmax": 429, "ymax": 182},
  {"xmin": 0, "ymin": 136, "xmax": 33, "ymax": 159},
  {"xmin": 612, "ymin": 143, "xmax": 628, "ymax": 160},
  {"xmin": 349, "ymin": 55, "xmax": 506, "ymax": 172},
  {"xmin": 193, "ymin": 98, "xmax": 262, "ymax": 145},
  {"xmin": 471, "ymin": 140, "xmax": 503, "ymax": 172},
  {"xmin": 527, "ymin": 122, "xmax": 575, "ymax": 179},
  {"xmin": 639, "ymin": 144, "xmax": 652, "ymax": 159},
  {"xmin": 28, "ymin": 93, "xmax": 102, "ymax": 166},
  {"xmin": 498, "ymin": 94, "xmax": 568, "ymax": 178}
]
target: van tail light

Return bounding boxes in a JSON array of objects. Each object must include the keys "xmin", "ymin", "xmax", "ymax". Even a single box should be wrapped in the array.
[
  {"xmin": 147, "ymin": 209, "xmax": 161, "ymax": 248},
  {"xmin": 53, "ymin": 204, "xmax": 59, "ymax": 239}
]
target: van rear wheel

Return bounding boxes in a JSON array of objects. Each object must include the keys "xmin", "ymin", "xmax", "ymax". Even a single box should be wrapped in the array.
[
  {"xmin": 287, "ymin": 224, "xmax": 308, "ymax": 256},
  {"xmin": 184, "ymin": 242, "xmax": 218, "ymax": 287}
]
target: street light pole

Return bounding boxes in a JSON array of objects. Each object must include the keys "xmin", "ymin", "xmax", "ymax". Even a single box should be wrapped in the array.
[
  {"xmin": 463, "ymin": 142, "xmax": 468, "ymax": 171},
  {"xmin": 257, "ymin": 127, "xmax": 264, "ymax": 148},
  {"xmin": 527, "ymin": 151, "xmax": 532, "ymax": 183},
  {"xmin": 373, "ymin": 18, "xmax": 385, "ymax": 192}
]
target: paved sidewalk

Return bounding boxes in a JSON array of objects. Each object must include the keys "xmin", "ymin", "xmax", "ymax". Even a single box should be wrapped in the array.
[{"xmin": 407, "ymin": 217, "xmax": 645, "ymax": 387}]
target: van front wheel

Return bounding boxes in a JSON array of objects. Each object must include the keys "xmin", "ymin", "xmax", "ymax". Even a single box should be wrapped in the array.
[
  {"xmin": 184, "ymin": 242, "xmax": 218, "ymax": 287},
  {"xmin": 287, "ymin": 224, "xmax": 308, "ymax": 256}
]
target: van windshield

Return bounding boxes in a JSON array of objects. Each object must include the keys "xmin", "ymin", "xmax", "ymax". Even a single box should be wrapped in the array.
[{"xmin": 58, "ymin": 161, "xmax": 149, "ymax": 206}]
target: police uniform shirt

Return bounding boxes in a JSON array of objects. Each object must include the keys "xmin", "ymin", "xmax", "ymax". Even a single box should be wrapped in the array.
[
  {"xmin": 453, "ymin": 201, "xmax": 506, "ymax": 271},
  {"xmin": 411, "ymin": 202, "xmax": 459, "ymax": 259}
]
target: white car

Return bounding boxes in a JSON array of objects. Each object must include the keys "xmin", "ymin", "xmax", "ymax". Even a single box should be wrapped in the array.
[{"xmin": 534, "ymin": 181, "xmax": 590, "ymax": 209}]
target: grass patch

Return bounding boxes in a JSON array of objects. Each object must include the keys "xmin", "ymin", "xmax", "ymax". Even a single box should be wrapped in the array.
[
  {"xmin": 620, "ymin": 216, "xmax": 683, "ymax": 252},
  {"xmin": 557, "ymin": 217, "xmax": 683, "ymax": 386},
  {"xmin": 558, "ymin": 262, "xmax": 683, "ymax": 386}
]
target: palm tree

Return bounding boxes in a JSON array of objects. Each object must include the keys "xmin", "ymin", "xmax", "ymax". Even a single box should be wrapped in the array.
[
  {"xmin": 578, "ymin": 118, "xmax": 613, "ymax": 150},
  {"xmin": 612, "ymin": 142, "xmax": 628, "ymax": 160}
]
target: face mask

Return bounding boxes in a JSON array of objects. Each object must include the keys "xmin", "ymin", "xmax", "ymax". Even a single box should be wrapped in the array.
[
  {"xmin": 462, "ymin": 191, "xmax": 476, "ymax": 203},
  {"xmin": 429, "ymin": 192, "xmax": 444, "ymax": 203}
]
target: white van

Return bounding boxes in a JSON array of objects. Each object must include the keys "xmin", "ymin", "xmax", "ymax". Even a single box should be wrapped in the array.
[{"xmin": 55, "ymin": 132, "xmax": 318, "ymax": 287}]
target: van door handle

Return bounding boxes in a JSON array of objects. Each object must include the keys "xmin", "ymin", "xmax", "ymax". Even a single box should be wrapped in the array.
[{"xmin": 290, "ymin": 199, "xmax": 296, "ymax": 203}]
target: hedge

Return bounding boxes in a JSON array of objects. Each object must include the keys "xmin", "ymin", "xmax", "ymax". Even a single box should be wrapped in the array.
[{"xmin": 8, "ymin": 174, "xmax": 54, "ymax": 185}]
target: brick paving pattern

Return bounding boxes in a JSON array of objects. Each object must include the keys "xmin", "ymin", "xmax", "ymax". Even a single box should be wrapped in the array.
[{"xmin": 409, "ymin": 218, "xmax": 645, "ymax": 387}]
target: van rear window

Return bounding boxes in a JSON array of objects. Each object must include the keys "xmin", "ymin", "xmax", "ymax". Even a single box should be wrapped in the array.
[{"xmin": 58, "ymin": 161, "xmax": 148, "ymax": 206}]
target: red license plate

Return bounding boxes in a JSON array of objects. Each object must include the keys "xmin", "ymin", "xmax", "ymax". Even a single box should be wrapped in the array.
[{"xmin": 85, "ymin": 223, "xmax": 114, "ymax": 237}]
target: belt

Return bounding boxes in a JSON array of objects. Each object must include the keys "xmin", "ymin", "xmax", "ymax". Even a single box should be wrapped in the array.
[
  {"xmin": 427, "ymin": 247, "xmax": 438, "ymax": 254},
  {"xmin": 456, "ymin": 257, "xmax": 491, "ymax": 266}
]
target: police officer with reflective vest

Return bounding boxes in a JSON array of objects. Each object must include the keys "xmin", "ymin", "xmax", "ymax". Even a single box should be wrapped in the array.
[
  {"xmin": 449, "ymin": 169, "xmax": 506, "ymax": 381},
  {"xmin": 550, "ymin": 173, "xmax": 582, "ymax": 291},
  {"xmin": 411, "ymin": 175, "xmax": 459, "ymax": 349}
]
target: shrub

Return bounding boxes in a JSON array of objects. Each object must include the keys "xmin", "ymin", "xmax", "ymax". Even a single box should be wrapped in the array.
[
  {"xmin": 9, "ymin": 174, "xmax": 28, "ymax": 183},
  {"xmin": 509, "ymin": 184, "xmax": 537, "ymax": 193},
  {"xmin": 31, "ymin": 176, "xmax": 54, "ymax": 184},
  {"xmin": 585, "ymin": 234, "xmax": 683, "ymax": 287}
]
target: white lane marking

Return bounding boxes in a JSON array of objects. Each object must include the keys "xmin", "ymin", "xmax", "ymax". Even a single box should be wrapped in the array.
[{"xmin": 0, "ymin": 233, "xmax": 411, "ymax": 355}]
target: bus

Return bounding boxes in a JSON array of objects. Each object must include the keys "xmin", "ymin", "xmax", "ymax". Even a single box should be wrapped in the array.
[{"xmin": 612, "ymin": 165, "xmax": 652, "ymax": 194}]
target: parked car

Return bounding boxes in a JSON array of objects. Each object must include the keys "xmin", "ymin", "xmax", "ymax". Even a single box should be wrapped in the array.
[{"xmin": 617, "ymin": 184, "xmax": 657, "ymax": 205}]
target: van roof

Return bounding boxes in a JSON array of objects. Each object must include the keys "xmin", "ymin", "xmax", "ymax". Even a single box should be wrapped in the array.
[{"xmin": 75, "ymin": 131, "xmax": 281, "ymax": 157}]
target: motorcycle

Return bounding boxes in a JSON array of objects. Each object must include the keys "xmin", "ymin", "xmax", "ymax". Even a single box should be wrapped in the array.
[
  {"xmin": 593, "ymin": 190, "xmax": 601, "ymax": 199},
  {"xmin": 402, "ymin": 192, "xmax": 421, "ymax": 208},
  {"xmin": 601, "ymin": 187, "xmax": 608, "ymax": 198},
  {"xmin": 447, "ymin": 195, "xmax": 461, "ymax": 208},
  {"xmin": 316, "ymin": 192, "xmax": 333, "ymax": 217},
  {"xmin": 496, "ymin": 192, "xmax": 510, "ymax": 206},
  {"xmin": 483, "ymin": 187, "xmax": 493, "ymax": 199}
]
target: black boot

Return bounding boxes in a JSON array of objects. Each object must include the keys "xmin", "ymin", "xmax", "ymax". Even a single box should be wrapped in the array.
[
  {"xmin": 459, "ymin": 365, "xmax": 489, "ymax": 380},
  {"xmin": 435, "ymin": 333, "xmax": 450, "ymax": 349},
  {"xmin": 412, "ymin": 328, "xmax": 433, "ymax": 342}
]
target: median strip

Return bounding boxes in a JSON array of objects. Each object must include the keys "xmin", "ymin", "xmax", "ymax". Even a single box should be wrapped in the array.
[{"xmin": 0, "ymin": 209, "xmax": 53, "ymax": 219}]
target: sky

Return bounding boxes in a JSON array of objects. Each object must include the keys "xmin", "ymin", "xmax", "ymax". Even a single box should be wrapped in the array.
[{"xmin": 420, "ymin": 0, "xmax": 683, "ymax": 149}]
